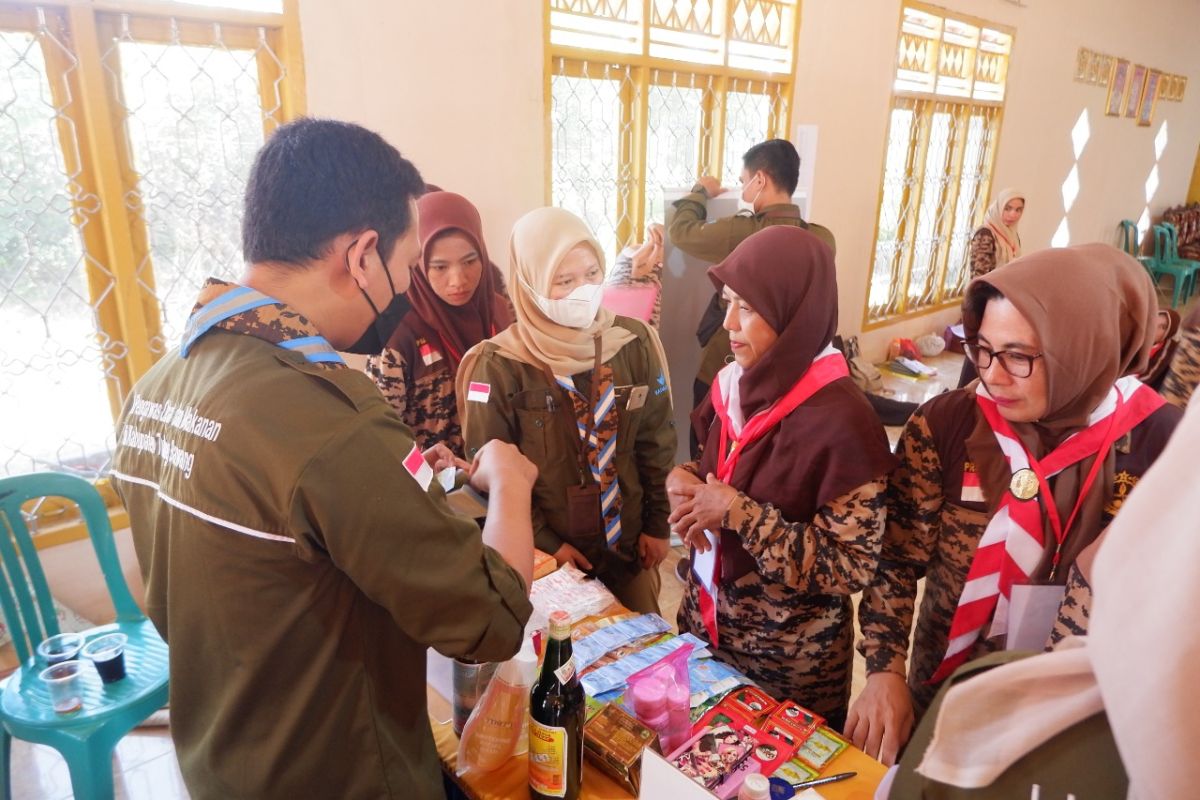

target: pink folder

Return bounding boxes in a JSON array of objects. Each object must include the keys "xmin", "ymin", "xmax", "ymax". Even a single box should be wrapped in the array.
[{"xmin": 601, "ymin": 283, "xmax": 658, "ymax": 322}]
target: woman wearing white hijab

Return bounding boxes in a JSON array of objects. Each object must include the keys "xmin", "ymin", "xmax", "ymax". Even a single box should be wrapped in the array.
[
  {"xmin": 881, "ymin": 395, "xmax": 1200, "ymax": 798},
  {"xmin": 971, "ymin": 188, "xmax": 1025, "ymax": 279},
  {"xmin": 457, "ymin": 208, "xmax": 675, "ymax": 613}
]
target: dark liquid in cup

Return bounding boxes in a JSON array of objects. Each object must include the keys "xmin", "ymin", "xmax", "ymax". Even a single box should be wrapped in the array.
[
  {"xmin": 92, "ymin": 651, "xmax": 126, "ymax": 683},
  {"xmin": 45, "ymin": 650, "xmax": 75, "ymax": 666}
]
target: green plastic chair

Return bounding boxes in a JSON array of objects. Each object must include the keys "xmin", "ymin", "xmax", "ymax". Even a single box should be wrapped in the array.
[
  {"xmin": 0, "ymin": 473, "xmax": 168, "ymax": 800},
  {"xmin": 1119, "ymin": 219, "xmax": 1155, "ymax": 270},
  {"xmin": 1152, "ymin": 223, "xmax": 1200, "ymax": 308}
]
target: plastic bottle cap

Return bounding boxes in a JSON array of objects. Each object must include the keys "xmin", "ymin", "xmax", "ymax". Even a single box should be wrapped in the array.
[
  {"xmin": 631, "ymin": 677, "xmax": 668, "ymax": 716},
  {"xmin": 738, "ymin": 773, "xmax": 771, "ymax": 800}
]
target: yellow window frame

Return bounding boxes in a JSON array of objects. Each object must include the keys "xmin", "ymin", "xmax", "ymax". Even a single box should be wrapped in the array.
[{"xmin": 1, "ymin": 0, "xmax": 306, "ymax": 545}]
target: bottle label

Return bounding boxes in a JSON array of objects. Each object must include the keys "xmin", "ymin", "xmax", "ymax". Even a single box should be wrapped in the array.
[
  {"xmin": 528, "ymin": 717, "xmax": 568, "ymax": 797},
  {"xmin": 553, "ymin": 655, "xmax": 576, "ymax": 685}
]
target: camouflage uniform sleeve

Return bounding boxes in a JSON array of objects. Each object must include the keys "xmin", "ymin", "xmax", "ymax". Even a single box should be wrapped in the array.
[
  {"xmin": 668, "ymin": 188, "xmax": 753, "ymax": 263},
  {"xmin": 364, "ymin": 347, "xmax": 410, "ymax": 420},
  {"xmin": 721, "ymin": 476, "xmax": 888, "ymax": 594},
  {"xmin": 678, "ymin": 460, "xmax": 702, "ymax": 479},
  {"xmin": 1047, "ymin": 562, "xmax": 1092, "ymax": 648},
  {"xmin": 858, "ymin": 408, "xmax": 945, "ymax": 676},
  {"xmin": 970, "ymin": 228, "xmax": 997, "ymax": 279},
  {"xmin": 1161, "ymin": 325, "xmax": 1200, "ymax": 410}
]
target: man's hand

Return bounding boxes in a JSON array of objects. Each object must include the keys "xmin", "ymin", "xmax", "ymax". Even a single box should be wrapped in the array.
[
  {"xmin": 844, "ymin": 672, "xmax": 915, "ymax": 766},
  {"xmin": 696, "ymin": 176, "xmax": 723, "ymax": 197},
  {"xmin": 468, "ymin": 440, "xmax": 537, "ymax": 494},
  {"xmin": 638, "ymin": 534, "xmax": 670, "ymax": 569},
  {"xmin": 423, "ymin": 442, "xmax": 469, "ymax": 474},
  {"xmin": 666, "ymin": 466, "xmax": 704, "ymax": 513},
  {"xmin": 552, "ymin": 542, "xmax": 593, "ymax": 571},
  {"xmin": 668, "ymin": 473, "xmax": 737, "ymax": 547}
]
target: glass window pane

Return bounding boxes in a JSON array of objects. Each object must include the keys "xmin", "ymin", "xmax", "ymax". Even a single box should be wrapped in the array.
[
  {"xmin": 551, "ymin": 70, "xmax": 625, "ymax": 263},
  {"xmin": 113, "ymin": 39, "xmax": 267, "ymax": 355},
  {"xmin": 1, "ymin": 31, "xmax": 118, "ymax": 477},
  {"xmin": 869, "ymin": 106, "xmax": 916, "ymax": 317},
  {"xmin": 907, "ymin": 110, "xmax": 952, "ymax": 306},
  {"xmin": 943, "ymin": 114, "xmax": 986, "ymax": 297},
  {"xmin": 722, "ymin": 90, "xmax": 771, "ymax": 188},
  {"xmin": 645, "ymin": 79, "xmax": 705, "ymax": 227}
]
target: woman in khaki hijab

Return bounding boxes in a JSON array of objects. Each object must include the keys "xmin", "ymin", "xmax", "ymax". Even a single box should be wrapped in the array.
[
  {"xmin": 457, "ymin": 208, "xmax": 675, "ymax": 613},
  {"xmin": 849, "ymin": 244, "xmax": 1181, "ymax": 765}
]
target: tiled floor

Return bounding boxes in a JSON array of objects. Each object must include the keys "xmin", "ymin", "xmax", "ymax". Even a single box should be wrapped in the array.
[{"xmin": 11, "ymin": 728, "xmax": 186, "ymax": 800}]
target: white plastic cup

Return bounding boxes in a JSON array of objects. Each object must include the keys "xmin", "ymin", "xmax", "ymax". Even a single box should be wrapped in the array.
[
  {"xmin": 40, "ymin": 661, "xmax": 84, "ymax": 714},
  {"xmin": 37, "ymin": 632, "xmax": 85, "ymax": 666}
]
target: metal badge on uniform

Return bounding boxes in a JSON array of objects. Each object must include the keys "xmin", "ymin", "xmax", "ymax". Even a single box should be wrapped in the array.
[
  {"xmin": 626, "ymin": 385, "xmax": 648, "ymax": 411},
  {"xmin": 1009, "ymin": 468, "xmax": 1039, "ymax": 501}
]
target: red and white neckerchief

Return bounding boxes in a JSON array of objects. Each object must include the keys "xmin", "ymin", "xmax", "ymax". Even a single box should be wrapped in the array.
[
  {"xmin": 929, "ymin": 375, "xmax": 1164, "ymax": 683},
  {"xmin": 694, "ymin": 345, "xmax": 849, "ymax": 647}
]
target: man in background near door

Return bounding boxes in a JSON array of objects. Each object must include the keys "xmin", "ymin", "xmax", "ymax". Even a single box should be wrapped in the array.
[{"xmin": 667, "ymin": 138, "xmax": 837, "ymax": 434}]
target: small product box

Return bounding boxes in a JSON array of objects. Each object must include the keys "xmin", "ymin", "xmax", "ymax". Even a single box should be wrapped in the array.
[
  {"xmin": 793, "ymin": 726, "xmax": 849, "ymax": 771},
  {"xmin": 584, "ymin": 702, "xmax": 661, "ymax": 795}
]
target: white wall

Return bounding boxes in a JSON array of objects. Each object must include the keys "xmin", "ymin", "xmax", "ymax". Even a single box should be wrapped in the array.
[
  {"xmin": 794, "ymin": 0, "xmax": 1200, "ymax": 358},
  {"xmin": 297, "ymin": 0, "xmax": 1200, "ymax": 360},
  {"xmin": 297, "ymin": 0, "xmax": 545, "ymax": 264}
]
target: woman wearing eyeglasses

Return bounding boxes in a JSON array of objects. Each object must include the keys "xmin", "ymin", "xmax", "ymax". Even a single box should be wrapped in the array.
[{"xmin": 846, "ymin": 244, "xmax": 1181, "ymax": 766}]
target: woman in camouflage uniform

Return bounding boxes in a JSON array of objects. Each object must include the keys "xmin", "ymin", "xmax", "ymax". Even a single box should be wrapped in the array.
[
  {"xmin": 1161, "ymin": 304, "xmax": 1200, "ymax": 408},
  {"xmin": 668, "ymin": 227, "xmax": 896, "ymax": 731},
  {"xmin": 365, "ymin": 192, "xmax": 511, "ymax": 453},
  {"xmin": 849, "ymin": 245, "xmax": 1181, "ymax": 766}
]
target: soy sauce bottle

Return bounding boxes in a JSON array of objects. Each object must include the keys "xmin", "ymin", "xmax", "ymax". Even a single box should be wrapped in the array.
[{"xmin": 528, "ymin": 610, "xmax": 584, "ymax": 799}]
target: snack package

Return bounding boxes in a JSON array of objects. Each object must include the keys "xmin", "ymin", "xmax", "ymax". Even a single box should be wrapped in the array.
[
  {"xmin": 773, "ymin": 757, "xmax": 819, "ymax": 787},
  {"xmin": 723, "ymin": 686, "xmax": 778, "ymax": 721},
  {"xmin": 764, "ymin": 701, "xmax": 823, "ymax": 744},
  {"xmin": 715, "ymin": 726, "xmax": 797, "ymax": 799},
  {"xmin": 583, "ymin": 702, "xmax": 661, "ymax": 795},
  {"xmin": 625, "ymin": 643, "xmax": 694, "ymax": 754},
  {"xmin": 667, "ymin": 724, "xmax": 755, "ymax": 790},
  {"xmin": 793, "ymin": 726, "xmax": 850, "ymax": 771},
  {"xmin": 573, "ymin": 613, "xmax": 673, "ymax": 671},
  {"xmin": 694, "ymin": 701, "xmax": 753, "ymax": 737}
]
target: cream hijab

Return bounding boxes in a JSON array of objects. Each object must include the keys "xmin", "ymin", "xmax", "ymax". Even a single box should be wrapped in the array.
[
  {"xmin": 916, "ymin": 395, "xmax": 1200, "ymax": 798},
  {"xmin": 979, "ymin": 188, "xmax": 1025, "ymax": 268},
  {"xmin": 458, "ymin": 207, "xmax": 670, "ymax": 384}
]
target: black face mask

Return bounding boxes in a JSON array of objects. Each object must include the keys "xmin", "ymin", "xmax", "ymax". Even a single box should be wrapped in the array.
[{"xmin": 343, "ymin": 243, "xmax": 412, "ymax": 355}]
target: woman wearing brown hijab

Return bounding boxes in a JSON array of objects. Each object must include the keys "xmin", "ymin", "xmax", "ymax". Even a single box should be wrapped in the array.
[
  {"xmin": 850, "ymin": 244, "xmax": 1181, "ymax": 766},
  {"xmin": 1137, "ymin": 308, "xmax": 1181, "ymax": 391},
  {"xmin": 365, "ymin": 192, "xmax": 512, "ymax": 453},
  {"xmin": 668, "ymin": 226, "xmax": 896, "ymax": 730}
]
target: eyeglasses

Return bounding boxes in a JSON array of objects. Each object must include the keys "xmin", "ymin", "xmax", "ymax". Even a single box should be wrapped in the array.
[{"xmin": 964, "ymin": 341, "xmax": 1043, "ymax": 379}]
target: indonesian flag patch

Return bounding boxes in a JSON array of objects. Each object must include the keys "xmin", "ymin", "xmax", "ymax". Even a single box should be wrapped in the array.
[
  {"xmin": 402, "ymin": 443, "xmax": 434, "ymax": 491},
  {"xmin": 467, "ymin": 381, "xmax": 491, "ymax": 403},
  {"xmin": 419, "ymin": 342, "xmax": 442, "ymax": 367},
  {"xmin": 961, "ymin": 462, "xmax": 984, "ymax": 503}
]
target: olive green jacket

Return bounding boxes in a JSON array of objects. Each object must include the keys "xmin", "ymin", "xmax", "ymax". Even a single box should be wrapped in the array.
[
  {"xmin": 461, "ymin": 318, "xmax": 675, "ymax": 588},
  {"xmin": 668, "ymin": 186, "xmax": 836, "ymax": 385},
  {"xmin": 112, "ymin": 327, "xmax": 531, "ymax": 800}
]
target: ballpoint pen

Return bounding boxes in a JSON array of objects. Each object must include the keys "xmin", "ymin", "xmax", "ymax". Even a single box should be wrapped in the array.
[{"xmin": 793, "ymin": 771, "xmax": 856, "ymax": 790}]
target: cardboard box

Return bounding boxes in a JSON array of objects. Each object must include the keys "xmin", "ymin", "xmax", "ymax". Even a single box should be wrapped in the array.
[{"xmin": 584, "ymin": 703, "xmax": 661, "ymax": 795}]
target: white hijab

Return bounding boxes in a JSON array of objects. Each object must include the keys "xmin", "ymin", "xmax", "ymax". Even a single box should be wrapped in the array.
[{"xmin": 979, "ymin": 188, "xmax": 1025, "ymax": 268}]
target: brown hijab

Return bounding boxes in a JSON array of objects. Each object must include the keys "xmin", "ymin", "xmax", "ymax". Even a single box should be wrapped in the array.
[
  {"xmin": 399, "ymin": 192, "xmax": 512, "ymax": 370},
  {"xmin": 694, "ymin": 227, "xmax": 895, "ymax": 527},
  {"xmin": 961, "ymin": 243, "xmax": 1158, "ymax": 581},
  {"xmin": 1138, "ymin": 308, "xmax": 1181, "ymax": 388}
]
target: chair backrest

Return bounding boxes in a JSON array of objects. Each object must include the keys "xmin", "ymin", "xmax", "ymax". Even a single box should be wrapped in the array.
[
  {"xmin": 1119, "ymin": 219, "xmax": 1140, "ymax": 257},
  {"xmin": 0, "ymin": 472, "xmax": 143, "ymax": 663},
  {"xmin": 1154, "ymin": 224, "xmax": 1179, "ymax": 262}
]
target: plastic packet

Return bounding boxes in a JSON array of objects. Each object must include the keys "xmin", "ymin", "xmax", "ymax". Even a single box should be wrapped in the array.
[
  {"xmin": 456, "ymin": 637, "xmax": 538, "ymax": 776},
  {"xmin": 625, "ymin": 643, "xmax": 693, "ymax": 754}
]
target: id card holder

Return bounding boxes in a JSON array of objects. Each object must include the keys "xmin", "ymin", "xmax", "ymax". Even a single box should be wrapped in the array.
[
  {"xmin": 566, "ymin": 482, "xmax": 602, "ymax": 540},
  {"xmin": 1006, "ymin": 583, "xmax": 1067, "ymax": 651}
]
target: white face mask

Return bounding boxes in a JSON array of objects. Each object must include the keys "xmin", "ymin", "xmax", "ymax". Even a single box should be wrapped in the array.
[
  {"xmin": 737, "ymin": 175, "xmax": 764, "ymax": 215},
  {"xmin": 528, "ymin": 280, "xmax": 605, "ymax": 328}
]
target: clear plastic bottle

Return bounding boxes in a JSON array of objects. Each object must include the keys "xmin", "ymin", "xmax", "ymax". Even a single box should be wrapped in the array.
[{"xmin": 458, "ymin": 637, "xmax": 538, "ymax": 774}]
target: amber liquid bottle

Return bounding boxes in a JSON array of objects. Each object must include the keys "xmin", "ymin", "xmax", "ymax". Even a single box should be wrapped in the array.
[{"xmin": 528, "ymin": 611, "xmax": 584, "ymax": 799}]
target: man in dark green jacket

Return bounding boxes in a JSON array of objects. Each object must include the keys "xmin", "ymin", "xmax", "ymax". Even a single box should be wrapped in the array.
[
  {"xmin": 667, "ymin": 139, "xmax": 836, "ymax": 415},
  {"xmin": 111, "ymin": 119, "xmax": 537, "ymax": 800}
]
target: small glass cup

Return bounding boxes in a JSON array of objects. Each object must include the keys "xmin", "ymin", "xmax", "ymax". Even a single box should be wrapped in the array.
[
  {"xmin": 40, "ymin": 661, "xmax": 84, "ymax": 714},
  {"xmin": 37, "ymin": 633, "xmax": 85, "ymax": 666},
  {"xmin": 81, "ymin": 633, "xmax": 128, "ymax": 684}
]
